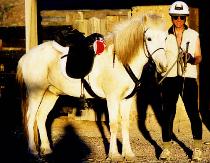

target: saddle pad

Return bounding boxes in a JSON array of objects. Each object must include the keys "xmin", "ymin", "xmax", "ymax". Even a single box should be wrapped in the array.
[
  {"xmin": 60, "ymin": 56, "xmax": 70, "ymax": 79},
  {"xmin": 52, "ymin": 40, "xmax": 69, "ymax": 55},
  {"xmin": 52, "ymin": 41, "xmax": 70, "ymax": 79}
]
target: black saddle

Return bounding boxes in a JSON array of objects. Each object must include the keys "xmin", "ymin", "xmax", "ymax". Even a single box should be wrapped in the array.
[{"xmin": 54, "ymin": 27, "xmax": 104, "ymax": 79}]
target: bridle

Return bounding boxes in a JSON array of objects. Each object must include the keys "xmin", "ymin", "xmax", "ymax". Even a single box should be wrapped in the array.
[
  {"xmin": 124, "ymin": 28, "xmax": 165, "ymax": 99},
  {"xmin": 143, "ymin": 28, "xmax": 165, "ymax": 68}
]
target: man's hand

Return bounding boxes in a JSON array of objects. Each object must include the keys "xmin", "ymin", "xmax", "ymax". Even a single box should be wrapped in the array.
[{"xmin": 183, "ymin": 52, "xmax": 195, "ymax": 64}]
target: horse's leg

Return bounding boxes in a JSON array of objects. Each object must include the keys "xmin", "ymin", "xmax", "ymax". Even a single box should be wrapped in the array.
[
  {"xmin": 36, "ymin": 90, "xmax": 59, "ymax": 155},
  {"xmin": 120, "ymin": 98, "xmax": 135, "ymax": 160},
  {"xmin": 27, "ymin": 94, "xmax": 45, "ymax": 155},
  {"xmin": 106, "ymin": 97, "xmax": 123, "ymax": 161}
]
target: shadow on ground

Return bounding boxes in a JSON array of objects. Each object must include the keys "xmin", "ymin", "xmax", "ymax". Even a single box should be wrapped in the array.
[
  {"xmin": 1, "ymin": 83, "xmax": 91, "ymax": 163},
  {"xmin": 136, "ymin": 63, "xmax": 163, "ymax": 159},
  {"xmin": 136, "ymin": 63, "xmax": 193, "ymax": 160}
]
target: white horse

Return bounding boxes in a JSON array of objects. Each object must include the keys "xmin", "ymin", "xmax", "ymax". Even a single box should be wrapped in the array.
[{"xmin": 16, "ymin": 14, "xmax": 167, "ymax": 161}]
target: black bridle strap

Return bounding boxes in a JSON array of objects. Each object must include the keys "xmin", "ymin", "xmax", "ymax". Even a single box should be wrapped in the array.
[
  {"xmin": 143, "ymin": 28, "xmax": 165, "ymax": 58},
  {"xmin": 124, "ymin": 64, "xmax": 142, "ymax": 99},
  {"xmin": 144, "ymin": 37, "xmax": 165, "ymax": 59}
]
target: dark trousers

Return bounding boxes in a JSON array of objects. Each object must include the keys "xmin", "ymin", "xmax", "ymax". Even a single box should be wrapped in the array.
[{"xmin": 161, "ymin": 76, "xmax": 202, "ymax": 142}]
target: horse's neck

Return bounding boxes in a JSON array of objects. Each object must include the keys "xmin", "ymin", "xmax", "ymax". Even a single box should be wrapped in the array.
[{"xmin": 129, "ymin": 50, "xmax": 148, "ymax": 78}]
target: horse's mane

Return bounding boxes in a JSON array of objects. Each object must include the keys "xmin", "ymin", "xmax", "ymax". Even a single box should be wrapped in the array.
[{"xmin": 105, "ymin": 14, "xmax": 165, "ymax": 65}]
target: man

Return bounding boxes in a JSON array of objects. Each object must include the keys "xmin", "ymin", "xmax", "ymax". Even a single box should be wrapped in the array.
[{"xmin": 160, "ymin": 1, "xmax": 203, "ymax": 161}]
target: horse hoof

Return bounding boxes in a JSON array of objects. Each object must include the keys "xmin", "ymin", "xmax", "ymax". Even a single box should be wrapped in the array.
[
  {"xmin": 122, "ymin": 151, "xmax": 135, "ymax": 161},
  {"xmin": 124, "ymin": 155, "xmax": 136, "ymax": 162},
  {"xmin": 107, "ymin": 153, "xmax": 124, "ymax": 162},
  {"xmin": 29, "ymin": 148, "xmax": 39, "ymax": 156},
  {"xmin": 40, "ymin": 148, "xmax": 52, "ymax": 156}
]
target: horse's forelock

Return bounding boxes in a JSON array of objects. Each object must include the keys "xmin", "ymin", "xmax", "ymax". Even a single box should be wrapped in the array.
[{"xmin": 144, "ymin": 14, "xmax": 165, "ymax": 30}]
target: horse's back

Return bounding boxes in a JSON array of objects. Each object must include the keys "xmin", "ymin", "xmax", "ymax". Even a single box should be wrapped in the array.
[
  {"xmin": 20, "ymin": 41, "xmax": 60, "ymax": 68},
  {"xmin": 18, "ymin": 41, "xmax": 60, "ymax": 87},
  {"xmin": 24, "ymin": 41, "xmax": 60, "ymax": 59}
]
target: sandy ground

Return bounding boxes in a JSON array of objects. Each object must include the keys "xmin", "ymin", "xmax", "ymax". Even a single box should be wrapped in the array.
[{"xmin": 47, "ymin": 115, "xmax": 210, "ymax": 163}]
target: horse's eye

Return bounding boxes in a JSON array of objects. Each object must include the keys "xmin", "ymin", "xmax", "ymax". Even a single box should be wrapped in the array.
[{"xmin": 147, "ymin": 37, "xmax": 152, "ymax": 41}]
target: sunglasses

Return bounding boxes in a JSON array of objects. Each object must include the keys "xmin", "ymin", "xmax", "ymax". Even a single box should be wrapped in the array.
[{"xmin": 172, "ymin": 16, "xmax": 186, "ymax": 20}]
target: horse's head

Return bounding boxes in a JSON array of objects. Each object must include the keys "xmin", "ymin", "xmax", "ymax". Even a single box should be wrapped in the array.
[
  {"xmin": 143, "ymin": 27, "xmax": 168, "ymax": 73},
  {"xmin": 140, "ymin": 14, "xmax": 168, "ymax": 74}
]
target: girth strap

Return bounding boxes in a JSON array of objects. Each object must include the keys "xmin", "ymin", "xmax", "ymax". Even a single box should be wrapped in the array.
[
  {"xmin": 81, "ymin": 78, "xmax": 101, "ymax": 99},
  {"xmin": 124, "ymin": 64, "xmax": 142, "ymax": 99},
  {"xmin": 81, "ymin": 64, "xmax": 142, "ymax": 100}
]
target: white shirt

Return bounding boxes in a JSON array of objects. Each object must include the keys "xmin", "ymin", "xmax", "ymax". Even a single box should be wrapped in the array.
[{"xmin": 162, "ymin": 27, "xmax": 199, "ymax": 78}]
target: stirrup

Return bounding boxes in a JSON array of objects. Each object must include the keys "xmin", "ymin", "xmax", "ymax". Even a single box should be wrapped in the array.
[{"xmin": 79, "ymin": 94, "xmax": 89, "ymax": 109}]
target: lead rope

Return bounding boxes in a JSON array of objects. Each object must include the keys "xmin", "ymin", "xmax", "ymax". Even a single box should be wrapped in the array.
[
  {"xmin": 178, "ymin": 42, "xmax": 190, "ymax": 131},
  {"xmin": 174, "ymin": 26, "xmax": 183, "ymax": 133},
  {"xmin": 174, "ymin": 26, "xmax": 191, "ymax": 133},
  {"xmin": 174, "ymin": 26, "xmax": 187, "ymax": 99}
]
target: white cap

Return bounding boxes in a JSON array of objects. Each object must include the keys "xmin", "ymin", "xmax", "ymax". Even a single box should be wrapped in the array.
[{"xmin": 169, "ymin": 1, "xmax": 189, "ymax": 16}]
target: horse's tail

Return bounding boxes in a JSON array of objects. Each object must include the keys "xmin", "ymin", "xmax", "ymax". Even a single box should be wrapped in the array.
[
  {"xmin": 16, "ymin": 60, "xmax": 28, "ymax": 137},
  {"xmin": 16, "ymin": 59, "xmax": 39, "ymax": 148}
]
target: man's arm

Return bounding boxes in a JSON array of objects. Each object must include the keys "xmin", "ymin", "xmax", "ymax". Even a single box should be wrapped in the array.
[{"xmin": 194, "ymin": 36, "xmax": 202, "ymax": 64}]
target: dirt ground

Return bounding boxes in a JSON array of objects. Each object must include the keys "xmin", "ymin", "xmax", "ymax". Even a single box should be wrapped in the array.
[
  {"xmin": 15, "ymin": 110, "xmax": 202, "ymax": 163},
  {"xmin": 3, "ymin": 112, "xmax": 210, "ymax": 163}
]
